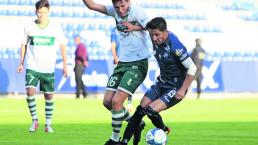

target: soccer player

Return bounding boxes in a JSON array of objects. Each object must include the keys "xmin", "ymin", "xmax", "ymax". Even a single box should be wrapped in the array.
[
  {"xmin": 17, "ymin": 0, "xmax": 68, "ymax": 133},
  {"xmin": 82, "ymin": 0, "xmax": 150, "ymax": 144},
  {"xmin": 118, "ymin": 17, "xmax": 197, "ymax": 145}
]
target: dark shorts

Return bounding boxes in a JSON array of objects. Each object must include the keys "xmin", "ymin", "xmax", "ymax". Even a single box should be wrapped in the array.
[{"xmin": 144, "ymin": 78, "xmax": 182, "ymax": 108}]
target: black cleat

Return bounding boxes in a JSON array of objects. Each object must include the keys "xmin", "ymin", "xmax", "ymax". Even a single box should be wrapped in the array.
[
  {"xmin": 115, "ymin": 141, "xmax": 127, "ymax": 145},
  {"xmin": 133, "ymin": 121, "xmax": 146, "ymax": 145},
  {"xmin": 104, "ymin": 139, "xmax": 119, "ymax": 145},
  {"xmin": 163, "ymin": 126, "xmax": 171, "ymax": 135}
]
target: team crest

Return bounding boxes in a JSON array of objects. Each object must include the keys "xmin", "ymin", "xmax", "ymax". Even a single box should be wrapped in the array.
[{"xmin": 175, "ymin": 48, "xmax": 184, "ymax": 56}]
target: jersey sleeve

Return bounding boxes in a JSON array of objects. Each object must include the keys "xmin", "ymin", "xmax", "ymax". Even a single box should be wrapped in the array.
[
  {"xmin": 21, "ymin": 25, "xmax": 29, "ymax": 45},
  {"xmin": 170, "ymin": 33, "xmax": 190, "ymax": 62},
  {"xmin": 132, "ymin": 5, "xmax": 149, "ymax": 27},
  {"xmin": 106, "ymin": 5, "xmax": 115, "ymax": 17},
  {"xmin": 111, "ymin": 28, "xmax": 117, "ymax": 43}
]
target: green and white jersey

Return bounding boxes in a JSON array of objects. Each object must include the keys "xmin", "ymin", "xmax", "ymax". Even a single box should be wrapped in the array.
[
  {"xmin": 22, "ymin": 20, "xmax": 66, "ymax": 73},
  {"xmin": 106, "ymin": 4, "xmax": 150, "ymax": 62}
]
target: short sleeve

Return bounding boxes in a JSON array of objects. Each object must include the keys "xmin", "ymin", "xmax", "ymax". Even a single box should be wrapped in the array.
[
  {"xmin": 170, "ymin": 33, "xmax": 190, "ymax": 62},
  {"xmin": 106, "ymin": 5, "xmax": 115, "ymax": 17},
  {"xmin": 111, "ymin": 28, "xmax": 117, "ymax": 42},
  {"xmin": 21, "ymin": 26, "xmax": 29, "ymax": 45},
  {"xmin": 132, "ymin": 5, "xmax": 149, "ymax": 27}
]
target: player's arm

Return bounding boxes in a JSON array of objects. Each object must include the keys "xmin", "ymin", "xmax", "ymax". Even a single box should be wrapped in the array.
[
  {"xmin": 82, "ymin": 0, "xmax": 107, "ymax": 15},
  {"xmin": 176, "ymin": 57, "xmax": 197, "ymax": 99},
  {"xmin": 17, "ymin": 44, "xmax": 27, "ymax": 73},
  {"xmin": 123, "ymin": 22, "xmax": 144, "ymax": 32},
  {"xmin": 111, "ymin": 42, "xmax": 118, "ymax": 64},
  {"xmin": 60, "ymin": 44, "xmax": 68, "ymax": 77}
]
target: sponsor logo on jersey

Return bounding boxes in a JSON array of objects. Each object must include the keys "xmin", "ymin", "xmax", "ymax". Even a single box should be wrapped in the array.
[{"xmin": 30, "ymin": 36, "xmax": 55, "ymax": 46}]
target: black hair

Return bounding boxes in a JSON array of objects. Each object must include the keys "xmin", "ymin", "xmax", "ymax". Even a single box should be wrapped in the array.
[
  {"xmin": 112, "ymin": 0, "xmax": 128, "ymax": 4},
  {"xmin": 146, "ymin": 17, "xmax": 167, "ymax": 31},
  {"xmin": 35, "ymin": 0, "xmax": 50, "ymax": 10}
]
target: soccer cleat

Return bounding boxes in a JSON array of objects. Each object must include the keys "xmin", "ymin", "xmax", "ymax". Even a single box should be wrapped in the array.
[
  {"xmin": 45, "ymin": 125, "xmax": 54, "ymax": 133},
  {"xmin": 104, "ymin": 139, "xmax": 119, "ymax": 145},
  {"xmin": 116, "ymin": 142, "xmax": 127, "ymax": 145},
  {"xmin": 163, "ymin": 126, "xmax": 171, "ymax": 135},
  {"xmin": 133, "ymin": 120, "xmax": 146, "ymax": 145},
  {"xmin": 29, "ymin": 120, "xmax": 39, "ymax": 132}
]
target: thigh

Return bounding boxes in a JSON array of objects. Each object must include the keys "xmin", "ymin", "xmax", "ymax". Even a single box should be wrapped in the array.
[
  {"xmin": 160, "ymin": 88, "xmax": 182, "ymax": 109},
  {"xmin": 144, "ymin": 83, "xmax": 162, "ymax": 102},
  {"xmin": 39, "ymin": 72, "xmax": 55, "ymax": 93},
  {"xmin": 118, "ymin": 59, "xmax": 148, "ymax": 95},
  {"xmin": 106, "ymin": 71, "xmax": 123, "ymax": 91},
  {"xmin": 25, "ymin": 69, "xmax": 39, "ymax": 88}
]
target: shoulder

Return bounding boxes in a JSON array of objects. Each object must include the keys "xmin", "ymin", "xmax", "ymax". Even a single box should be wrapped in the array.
[
  {"xmin": 24, "ymin": 20, "xmax": 36, "ymax": 28},
  {"xmin": 167, "ymin": 32, "xmax": 182, "ymax": 48},
  {"xmin": 129, "ymin": 4, "xmax": 146, "ymax": 15},
  {"xmin": 48, "ymin": 20, "xmax": 61, "ymax": 28}
]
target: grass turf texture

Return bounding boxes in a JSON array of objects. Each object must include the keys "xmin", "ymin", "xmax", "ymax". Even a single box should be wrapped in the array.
[{"xmin": 0, "ymin": 96, "xmax": 258, "ymax": 145}]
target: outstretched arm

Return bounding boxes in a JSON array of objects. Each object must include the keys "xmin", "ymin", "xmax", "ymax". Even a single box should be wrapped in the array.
[{"xmin": 82, "ymin": 0, "xmax": 107, "ymax": 15}]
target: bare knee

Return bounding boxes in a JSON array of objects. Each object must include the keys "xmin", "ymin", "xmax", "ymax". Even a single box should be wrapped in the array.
[
  {"xmin": 112, "ymin": 91, "xmax": 128, "ymax": 111},
  {"xmin": 103, "ymin": 91, "xmax": 115, "ymax": 110},
  {"xmin": 112, "ymin": 97, "xmax": 123, "ymax": 110},
  {"xmin": 26, "ymin": 88, "xmax": 36, "ymax": 96},
  {"xmin": 44, "ymin": 94, "xmax": 53, "ymax": 100}
]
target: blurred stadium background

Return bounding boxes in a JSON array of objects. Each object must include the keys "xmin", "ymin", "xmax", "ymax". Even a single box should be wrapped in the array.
[
  {"xmin": 0, "ymin": 0, "xmax": 258, "ymax": 95},
  {"xmin": 1, "ymin": 1, "xmax": 258, "ymax": 145}
]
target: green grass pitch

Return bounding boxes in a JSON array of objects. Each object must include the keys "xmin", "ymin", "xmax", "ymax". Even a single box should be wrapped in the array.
[{"xmin": 0, "ymin": 96, "xmax": 258, "ymax": 145}]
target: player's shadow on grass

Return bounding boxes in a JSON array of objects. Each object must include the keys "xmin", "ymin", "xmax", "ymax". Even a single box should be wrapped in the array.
[{"xmin": 0, "ymin": 61, "xmax": 9, "ymax": 93}]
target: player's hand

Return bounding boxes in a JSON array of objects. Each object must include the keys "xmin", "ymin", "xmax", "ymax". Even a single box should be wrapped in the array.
[
  {"xmin": 114, "ymin": 57, "xmax": 118, "ymax": 64},
  {"xmin": 175, "ymin": 90, "xmax": 185, "ymax": 100},
  {"xmin": 17, "ymin": 64, "xmax": 24, "ymax": 73},
  {"xmin": 63, "ymin": 66, "xmax": 68, "ymax": 77},
  {"xmin": 122, "ymin": 22, "xmax": 134, "ymax": 32}
]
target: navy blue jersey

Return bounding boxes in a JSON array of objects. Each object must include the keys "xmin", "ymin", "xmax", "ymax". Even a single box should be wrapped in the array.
[{"xmin": 152, "ymin": 31, "xmax": 190, "ymax": 88}]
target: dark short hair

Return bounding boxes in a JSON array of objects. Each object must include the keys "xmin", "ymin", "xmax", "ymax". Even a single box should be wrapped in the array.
[
  {"xmin": 146, "ymin": 17, "xmax": 167, "ymax": 31},
  {"xmin": 35, "ymin": 0, "xmax": 50, "ymax": 10},
  {"xmin": 112, "ymin": 0, "xmax": 128, "ymax": 4}
]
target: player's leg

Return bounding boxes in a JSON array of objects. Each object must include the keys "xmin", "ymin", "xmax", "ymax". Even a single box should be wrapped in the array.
[
  {"xmin": 127, "ymin": 95, "xmax": 133, "ymax": 112},
  {"xmin": 104, "ymin": 66, "xmax": 124, "ymax": 144},
  {"xmin": 120, "ymin": 82, "xmax": 161, "ymax": 145},
  {"xmin": 25, "ymin": 69, "xmax": 39, "ymax": 132},
  {"xmin": 40, "ymin": 72, "xmax": 55, "ymax": 133},
  {"xmin": 147, "ymin": 89, "xmax": 182, "ymax": 133},
  {"xmin": 44, "ymin": 93, "xmax": 54, "ymax": 133},
  {"xmin": 109, "ymin": 90, "xmax": 130, "ymax": 143},
  {"xmin": 146, "ymin": 101, "xmax": 169, "ymax": 133},
  {"xmin": 119, "ymin": 96, "xmax": 151, "ymax": 145}
]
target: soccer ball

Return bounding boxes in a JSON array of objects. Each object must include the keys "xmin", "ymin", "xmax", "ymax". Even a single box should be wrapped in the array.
[{"xmin": 145, "ymin": 128, "xmax": 167, "ymax": 145}]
